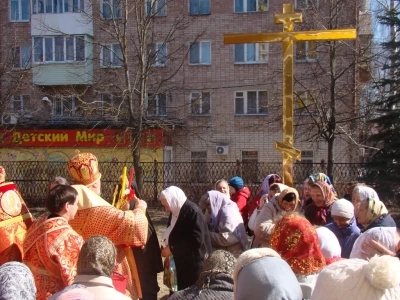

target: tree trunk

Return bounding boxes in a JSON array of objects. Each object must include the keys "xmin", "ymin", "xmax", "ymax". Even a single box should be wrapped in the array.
[{"xmin": 327, "ymin": 137, "xmax": 335, "ymax": 183}]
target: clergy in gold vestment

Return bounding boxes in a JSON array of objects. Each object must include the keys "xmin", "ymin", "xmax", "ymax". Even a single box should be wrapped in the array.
[
  {"xmin": 67, "ymin": 151, "xmax": 148, "ymax": 299},
  {"xmin": 23, "ymin": 185, "xmax": 84, "ymax": 300},
  {"xmin": 0, "ymin": 166, "xmax": 33, "ymax": 265}
]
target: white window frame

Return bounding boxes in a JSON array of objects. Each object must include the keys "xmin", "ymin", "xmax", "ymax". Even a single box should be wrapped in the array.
[
  {"xmin": 12, "ymin": 46, "xmax": 31, "ymax": 69},
  {"xmin": 190, "ymin": 91, "xmax": 210, "ymax": 115},
  {"xmin": 189, "ymin": 0, "xmax": 210, "ymax": 15},
  {"xmin": 153, "ymin": 43, "xmax": 167, "ymax": 66},
  {"xmin": 146, "ymin": 93, "xmax": 167, "ymax": 116},
  {"xmin": 10, "ymin": 95, "xmax": 26, "ymax": 114},
  {"xmin": 102, "ymin": 0, "xmax": 122, "ymax": 19},
  {"xmin": 189, "ymin": 41, "xmax": 211, "ymax": 65},
  {"xmin": 234, "ymin": 91, "xmax": 268, "ymax": 115},
  {"xmin": 295, "ymin": 0, "xmax": 318, "ymax": 10},
  {"xmin": 234, "ymin": 0, "xmax": 268, "ymax": 13},
  {"xmin": 10, "ymin": 0, "xmax": 29, "ymax": 21},
  {"xmin": 295, "ymin": 41, "xmax": 317, "ymax": 61},
  {"xmin": 100, "ymin": 43, "xmax": 123, "ymax": 68},
  {"xmin": 32, "ymin": 0, "xmax": 84, "ymax": 14},
  {"xmin": 33, "ymin": 36, "xmax": 85, "ymax": 63},
  {"xmin": 52, "ymin": 96, "xmax": 77, "ymax": 117},
  {"xmin": 295, "ymin": 90, "xmax": 316, "ymax": 114},
  {"xmin": 145, "ymin": 0, "xmax": 167, "ymax": 17},
  {"xmin": 234, "ymin": 43, "xmax": 268, "ymax": 64}
]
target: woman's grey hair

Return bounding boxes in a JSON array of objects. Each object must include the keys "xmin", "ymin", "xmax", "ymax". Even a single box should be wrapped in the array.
[
  {"xmin": 50, "ymin": 176, "xmax": 69, "ymax": 186},
  {"xmin": 77, "ymin": 236, "xmax": 116, "ymax": 277},
  {"xmin": 215, "ymin": 179, "xmax": 228, "ymax": 189}
]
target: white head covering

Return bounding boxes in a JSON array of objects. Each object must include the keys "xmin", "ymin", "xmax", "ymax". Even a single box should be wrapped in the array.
[
  {"xmin": 161, "ymin": 186, "xmax": 187, "ymax": 246},
  {"xmin": 316, "ymin": 227, "xmax": 341, "ymax": 259},
  {"xmin": 349, "ymin": 227, "xmax": 397, "ymax": 259},
  {"xmin": 353, "ymin": 186, "xmax": 380, "ymax": 202},
  {"xmin": 331, "ymin": 199, "xmax": 354, "ymax": 219},
  {"xmin": 311, "ymin": 256, "xmax": 400, "ymax": 300}
]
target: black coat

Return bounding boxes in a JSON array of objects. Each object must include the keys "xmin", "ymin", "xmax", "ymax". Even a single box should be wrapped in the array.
[
  {"xmin": 168, "ymin": 200, "xmax": 212, "ymax": 291},
  {"xmin": 364, "ymin": 213, "xmax": 397, "ymax": 232}
]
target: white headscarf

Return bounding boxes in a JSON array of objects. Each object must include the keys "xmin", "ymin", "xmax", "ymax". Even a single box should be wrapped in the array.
[
  {"xmin": 161, "ymin": 186, "xmax": 187, "ymax": 246},
  {"xmin": 354, "ymin": 186, "xmax": 380, "ymax": 202},
  {"xmin": 316, "ymin": 227, "xmax": 341, "ymax": 259}
]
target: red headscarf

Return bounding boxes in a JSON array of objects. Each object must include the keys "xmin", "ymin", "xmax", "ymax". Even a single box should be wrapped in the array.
[{"xmin": 271, "ymin": 214, "xmax": 326, "ymax": 275}]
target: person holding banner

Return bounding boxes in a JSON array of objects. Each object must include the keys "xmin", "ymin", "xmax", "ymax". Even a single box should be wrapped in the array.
[{"xmin": 66, "ymin": 150, "xmax": 149, "ymax": 300}]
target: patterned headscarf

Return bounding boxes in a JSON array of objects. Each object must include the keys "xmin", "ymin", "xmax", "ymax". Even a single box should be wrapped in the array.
[
  {"xmin": 309, "ymin": 173, "xmax": 336, "ymax": 195},
  {"xmin": 271, "ymin": 214, "xmax": 326, "ymax": 275},
  {"xmin": 207, "ymin": 191, "xmax": 248, "ymax": 250},
  {"xmin": 161, "ymin": 186, "xmax": 187, "ymax": 246},
  {"xmin": 0, "ymin": 262, "xmax": 36, "ymax": 300},
  {"xmin": 311, "ymin": 181, "xmax": 335, "ymax": 207},
  {"xmin": 77, "ymin": 235, "xmax": 116, "ymax": 277},
  {"xmin": 195, "ymin": 250, "xmax": 236, "ymax": 289},
  {"xmin": 363, "ymin": 197, "xmax": 389, "ymax": 228}
]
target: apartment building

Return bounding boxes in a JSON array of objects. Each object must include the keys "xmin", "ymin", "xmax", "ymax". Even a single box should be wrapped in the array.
[{"xmin": 0, "ymin": 0, "xmax": 371, "ymax": 167}]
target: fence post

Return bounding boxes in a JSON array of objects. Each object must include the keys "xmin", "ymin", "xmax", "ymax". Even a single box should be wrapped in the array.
[
  {"xmin": 236, "ymin": 159, "xmax": 241, "ymax": 177},
  {"xmin": 153, "ymin": 159, "xmax": 158, "ymax": 204}
]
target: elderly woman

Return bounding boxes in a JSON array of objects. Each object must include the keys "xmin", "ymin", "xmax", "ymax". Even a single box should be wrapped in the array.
[
  {"xmin": 271, "ymin": 214, "xmax": 326, "ymax": 284},
  {"xmin": 199, "ymin": 191, "xmax": 248, "ymax": 256},
  {"xmin": 215, "ymin": 179, "xmax": 230, "ymax": 198},
  {"xmin": 305, "ymin": 181, "xmax": 336, "ymax": 226},
  {"xmin": 356, "ymin": 197, "xmax": 396, "ymax": 232},
  {"xmin": 0, "ymin": 261, "xmax": 36, "ymax": 300},
  {"xmin": 251, "ymin": 185, "xmax": 297, "ymax": 248},
  {"xmin": 352, "ymin": 185, "xmax": 379, "ymax": 206},
  {"xmin": 168, "ymin": 250, "xmax": 237, "ymax": 300},
  {"xmin": 160, "ymin": 186, "xmax": 212, "ymax": 291}
]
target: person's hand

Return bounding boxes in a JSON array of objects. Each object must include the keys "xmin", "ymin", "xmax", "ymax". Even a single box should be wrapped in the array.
[
  {"xmin": 161, "ymin": 246, "xmax": 172, "ymax": 257},
  {"xmin": 258, "ymin": 194, "xmax": 268, "ymax": 210},
  {"xmin": 133, "ymin": 194, "xmax": 147, "ymax": 210},
  {"xmin": 120, "ymin": 202, "xmax": 130, "ymax": 211},
  {"xmin": 361, "ymin": 239, "xmax": 396, "ymax": 260}
]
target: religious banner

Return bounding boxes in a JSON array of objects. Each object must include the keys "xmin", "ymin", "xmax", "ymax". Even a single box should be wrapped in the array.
[
  {"xmin": 224, "ymin": 2, "xmax": 356, "ymax": 186},
  {"xmin": 0, "ymin": 129, "xmax": 164, "ymax": 148}
]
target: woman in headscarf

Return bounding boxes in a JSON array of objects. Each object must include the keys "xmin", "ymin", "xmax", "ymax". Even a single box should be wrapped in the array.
[
  {"xmin": 199, "ymin": 191, "xmax": 248, "ymax": 257},
  {"xmin": 248, "ymin": 174, "xmax": 283, "ymax": 217},
  {"xmin": 352, "ymin": 185, "xmax": 379, "ymax": 206},
  {"xmin": 160, "ymin": 186, "xmax": 212, "ymax": 291},
  {"xmin": 271, "ymin": 214, "xmax": 326, "ymax": 284},
  {"xmin": 0, "ymin": 261, "xmax": 36, "ymax": 300},
  {"xmin": 252, "ymin": 185, "xmax": 297, "ymax": 248},
  {"xmin": 355, "ymin": 198, "xmax": 396, "ymax": 232},
  {"xmin": 168, "ymin": 250, "xmax": 236, "ymax": 300},
  {"xmin": 305, "ymin": 181, "xmax": 336, "ymax": 225},
  {"xmin": 234, "ymin": 248, "xmax": 302, "ymax": 300}
]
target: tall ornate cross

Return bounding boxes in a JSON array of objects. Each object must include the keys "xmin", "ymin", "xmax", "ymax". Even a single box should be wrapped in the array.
[{"xmin": 224, "ymin": 2, "xmax": 356, "ymax": 186}]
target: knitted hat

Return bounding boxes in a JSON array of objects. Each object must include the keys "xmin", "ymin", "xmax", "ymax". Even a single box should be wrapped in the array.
[
  {"xmin": 67, "ymin": 150, "xmax": 102, "ymax": 186},
  {"xmin": 311, "ymin": 256, "xmax": 400, "ymax": 300},
  {"xmin": 331, "ymin": 198, "xmax": 354, "ymax": 219},
  {"xmin": 229, "ymin": 176, "xmax": 244, "ymax": 191}
]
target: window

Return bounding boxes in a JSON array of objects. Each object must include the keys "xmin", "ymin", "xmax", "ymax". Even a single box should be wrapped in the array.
[
  {"xmin": 32, "ymin": 0, "xmax": 84, "ymax": 14},
  {"xmin": 33, "ymin": 36, "xmax": 85, "ymax": 63},
  {"xmin": 99, "ymin": 94, "xmax": 122, "ymax": 116},
  {"xmin": 10, "ymin": 95, "xmax": 29, "ymax": 113},
  {"xmin": 10, "ymin": 0, "xmax": 29, "ymax": 21},
  {"xmin": 189, "ymin": 0, "xmax": 210, "ymax": 15},
  {"xmin": 146, "ymin": 93, "xmax": 167, "ymax": 116},
  {"xmin": 102, "ymin": 0, "xmax": 121, "ymax": 19},
  {"xmin": 151, "ymin": 43, "xmax": 167, "ymax": 66},
  {"xmin": 12, "ymin": 46, "xmax": 31, "ymax": 68},
  {"xmin": 101, "ymin": 44, "xmax": 123, "ymax": 67},
  {"xmin": 189, "ymin": 41, "xmax": 211, "ymax": 65},
  {"xmin": 191, "ymin": 151, "xmax": 207, "ymax": 182},
  {"xmin": 234, "ymin": 43, "xmax": 267, "ymax": 63},
  {"xmin": 242, "ymin": 150, "xmax": 258, "ymax": 183},
  {"xmin": 190, "ymin": 92, "xmax": 210, "ymax": 115},
  {"xmin": 295, "ymin": 0, "xmax": 317, "ymax": 9},
  {"xmin": 296, "ymin": 41, "xmax": 317, "ymax": 60},
  {"xmin": 146, "ymin": 0, "xmax": 166, "ymax": 16},
  {"xmin": 295, "ymin": 90, "xmax": 316, "ymax": 114},
  {"xmin": 52, "ymin": 96, "xmax": 78, "ymax": 117},
  {"xmin": 235, "ymin": 0, "xmax": 267, "ymax": 12},
  {"xmin": 235, "ymin": 91, "xmax": 268, "ymax": 115}
]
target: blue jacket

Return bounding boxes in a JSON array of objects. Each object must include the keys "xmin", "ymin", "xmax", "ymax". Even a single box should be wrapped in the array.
[{"xmin": 326, "ymin": 217, "xmax": 361, "ymax": 258}]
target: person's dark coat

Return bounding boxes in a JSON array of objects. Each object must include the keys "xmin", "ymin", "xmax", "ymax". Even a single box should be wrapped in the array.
[
  {"xmin": 363, "ymin": 213, "xmax": 396, "ymax": 232},
  {"xmin": 168, "ymin": 200, "xmax": 212, "ymax": 291}
]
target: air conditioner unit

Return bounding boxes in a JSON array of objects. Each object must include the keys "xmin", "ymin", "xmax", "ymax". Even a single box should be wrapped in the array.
[
  {"xmin": 2, "ymin": 114, "xmax": 18, "ymax": 125},
  {"xmin": 216, "ymin": 146, "xmax": 229, "ymax": 155}
]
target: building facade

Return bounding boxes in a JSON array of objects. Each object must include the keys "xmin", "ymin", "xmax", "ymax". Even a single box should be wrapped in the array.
[{"xmin": 0, "ymin": 0, "xmax": 371, "ymax": 168}]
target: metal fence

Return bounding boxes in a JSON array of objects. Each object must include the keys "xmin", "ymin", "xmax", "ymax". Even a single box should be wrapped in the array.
[{"xmin": 1, "ymin": 160, "xmax": 365, "ymax": 207}]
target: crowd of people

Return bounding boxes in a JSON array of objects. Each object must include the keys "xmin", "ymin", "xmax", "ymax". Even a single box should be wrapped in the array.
[{"xmin": 1, "ymin": 154, "xmax": 400, "ymax": 299}]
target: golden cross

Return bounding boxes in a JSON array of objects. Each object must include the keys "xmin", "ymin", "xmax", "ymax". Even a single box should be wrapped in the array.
[{"xmin": 224, "ymin": 2, "xmax": 356, "ymax": 186}]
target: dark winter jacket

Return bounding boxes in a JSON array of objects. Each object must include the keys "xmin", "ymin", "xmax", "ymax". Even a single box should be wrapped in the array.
[
  {"xmin": 325, "ymin": 217, "xmax": 361, "ymax": 258},
  {"xmin": 363, "ymin": 213, "xmax": 396, "ymax": 232}
]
